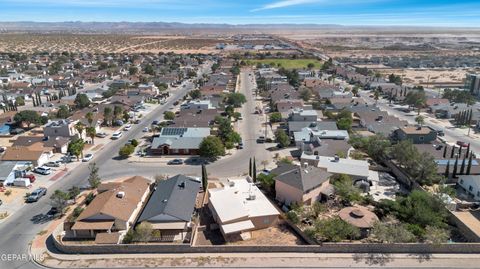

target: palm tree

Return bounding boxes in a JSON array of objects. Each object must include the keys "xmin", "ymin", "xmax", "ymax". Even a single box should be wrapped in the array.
[
  {"xmin": 74, "ymin": 122, "xmax": 85, "ymax": 139},
  {"xmin": 86, "ymin": 126, "xmax": 96, "ymax": 145},
  {"xmin": 415, "ymin": 115, "xmax": 425, "ymax": 127}
]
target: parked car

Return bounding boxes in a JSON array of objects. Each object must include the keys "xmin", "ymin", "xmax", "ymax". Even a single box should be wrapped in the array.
[
  {"xmin": 168, "ymin": 159, "xmax": 183, "ymax": 165},
  {"xmin": 113, "ymin": 119, "xmax": 124, "ymax": 126},
  {"xmin": 256, "ymin": 136, "xmax": 265, "ymax": 144},
  {"xmin": 61, "ymin": 155, "xmax": 78, "ymax": 163},
  {"xmin": 0, "ymin": 199, "xmax": 2, "ymax": 206},
  {"xmin": 151, "ymin": 120, "xmax": 159, "ymax": 126},
  {"xmin": 96, "ymin": 132, "xmax": 107, "ymax": 138},
  {"xmin": 111, "ymin": 132, "xmax": 123, "ymax": 139},
  {"xmin": 173, "ymin": 101, "xmax": 179, "ymax": 106},
  {"xmin": 134, "ymin": 119, "xmax": 141, "ymax": 124},
  {"xmin": 46, "ymin": 207, "xmax": 59, "ymax": 218},
  {"xmin": 142, "ymin": 127, "xmax": 150, "ymax": 132},
  {"xmin": 24, "ymin": 174, "xmax": 36, "ymax": 183},
  {"xmin": 457, "ymin": 141, "xmax": 468, "ymax": 147},
  {"xmin": 237, "ymin": 141, "xmax": 244, "ymax": 149},
  {"xmin": 45, "ymin": 161, "xmax": 61, "ymax": 167},
  {"xmin": 26, "ymin": 187, "xmax": 47, "ymax": 203},
  {"xmin": 34, "ymin": 166, "xmax": 51, "ymax": 175},
  {"xmin": 123, "ymin": 124, "xmax": 132, "ymax": 131},
  {"xmin": 82, "ymin": 153, "xmax": 94, "ymax": 162}
]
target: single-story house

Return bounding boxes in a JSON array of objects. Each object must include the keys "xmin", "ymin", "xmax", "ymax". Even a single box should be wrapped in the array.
[
  {"xmin": 208, "ymin": 177, "xmax": 280, "ymax": 240},
  {"xmin": 69, "ymin": 176, "xmax": 151, "ymax": 243},
  {"xmin": 11, "ymin": 136, "xmax": 70, "ymax": 154},
  {"xmin": 136, "ymin": 175, "xmax": 201, "ymax": 242},
  {"xmin": 1, "ymin": 147, "xmax": 50, "ymax": 167},
  {"xmin": 150, "ymin": 127, "xmax": 210, "ymax": 155}
]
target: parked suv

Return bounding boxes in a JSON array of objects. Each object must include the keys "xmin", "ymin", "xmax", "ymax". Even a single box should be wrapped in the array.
[
  {"xmin": 34, "ymin": 166, "xmax": 51, "ymax": 175},
  {"xmin": 26, "ymin": 187, "xmax": 47, "ymax": 203}
]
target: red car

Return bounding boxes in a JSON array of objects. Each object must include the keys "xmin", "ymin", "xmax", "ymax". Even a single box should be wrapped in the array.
[
  {"xmin": 24, "ymin": 174, "xmax": 36, "ymax": 183},
  {"xmin": 456, "ymin": 141, "xmax": 469, "ymax": 148}
]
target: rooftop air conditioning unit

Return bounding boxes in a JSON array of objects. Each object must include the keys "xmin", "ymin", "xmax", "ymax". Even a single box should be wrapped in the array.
[{"xmin": 116, "ymin": 191, "xmax": 125, "ymax": 198}]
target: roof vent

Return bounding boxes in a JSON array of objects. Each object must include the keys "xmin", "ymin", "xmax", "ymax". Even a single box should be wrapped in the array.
[
  {"xmin": 162, "ymin": 199, "xmax": 168, "ymax": 203},
  {"xmin": 178, "ymin": 181, "xmax": 185, "ymax": 189},
  {"xmin": 229, "ymin": 181, "xmax": 235, "ymax": 187},
  {"xmin": 116, "ymin": 191, "xmax": 125, "ymax": 198}
]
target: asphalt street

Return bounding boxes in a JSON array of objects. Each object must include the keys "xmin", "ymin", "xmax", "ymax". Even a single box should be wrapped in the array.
[
  {"xmin": 360, "ymin": 90, "xmax": 480, "ymax": 154},
  {"xmin": 98, "ymin": 70, "xmax": 272, "ymax": 180},
  {"xmin": 0, "ymin": 65, "xmax": 209, "ymax": 269},
  {"xmin": 0, "ymin": 67, "xmax": 274, "ymax": 269}
]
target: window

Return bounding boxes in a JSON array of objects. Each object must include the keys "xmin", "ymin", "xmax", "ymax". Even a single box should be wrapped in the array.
[
  {"xmin": 419, "ymin": 136, "xmax": 424, "ymax": 141},
  {"xmin": 263, "ymin": 217, "xmax": 270, "ymax": 224},
  {"xmin": 469, "ymin": 186, "xmax": 473, "ymax": 191},
  {"xmin": 460, "ymin": 179, "xmax": 464, "ymax": 184},
  {"xmin": 477, "ymin": 191, "xmax": 480, "ymax": 197}
]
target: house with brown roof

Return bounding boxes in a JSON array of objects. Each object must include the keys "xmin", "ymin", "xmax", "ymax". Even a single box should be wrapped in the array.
[
  {"xmin": 69, "ymin": 176, "xmax": 151, "ymax": 243},
  {"xmin": 392, "ymin": 125, "xmax": 437, "ymax": 144},
  {"xmin": 1, "ymin": 147, "xmax": 50, "ymax": 167},
  {"xmin": 200, "ymin": 84, "xmax": 226, "ymax": 96},
  {"xmin": 11, "ymin": 136, "xmax": 70, "ymax": 154},
  {"xmin": 276, "ymin": 99, "xmax": 304, "ymax": 118}
]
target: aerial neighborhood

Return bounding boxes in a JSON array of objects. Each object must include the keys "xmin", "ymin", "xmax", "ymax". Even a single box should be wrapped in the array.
[{"xmin": 1, "ymin": 30, "xmax": 480, "ymax": 268}]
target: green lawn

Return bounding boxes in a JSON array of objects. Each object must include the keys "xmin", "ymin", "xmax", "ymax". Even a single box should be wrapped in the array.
[{"xmin": 244, "ymin": 58, "xmax": 323, "ymax": 69}]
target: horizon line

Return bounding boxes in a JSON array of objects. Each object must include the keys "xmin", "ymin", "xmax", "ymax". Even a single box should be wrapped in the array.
[{"xmin": 1, "ymin": 21, "xmax": 480, "ymax": 29}]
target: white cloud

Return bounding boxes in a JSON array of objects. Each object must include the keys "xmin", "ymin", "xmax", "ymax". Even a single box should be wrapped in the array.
[
  {"xmin": 251, "ymin": 0, "xmax": 319, "ymax": 12},
  {"xmin": 251, "ymin": 0, "xmax": 387, "ymax": 12}
]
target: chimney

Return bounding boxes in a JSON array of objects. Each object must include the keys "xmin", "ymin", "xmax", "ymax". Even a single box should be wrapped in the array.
[
  {"xmin": 334, "ymin": 155, "xmax": 340, "ymax": 162},
  {"xmin": 303, "ymin": 162, "xmax": 308, "ymax": 169}
]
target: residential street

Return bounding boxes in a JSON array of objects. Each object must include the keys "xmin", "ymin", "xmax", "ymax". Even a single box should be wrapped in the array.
[
  {"xmin": 100, "ymin": 69, "xmax": 272, "ymax": 180},
  {"xmin": 0, "ymin": 67, "xmax": 274, "ymax": 269},
  {"xmin": 359, "ymin": 90, "xmax": 480, "ymax": 155}
]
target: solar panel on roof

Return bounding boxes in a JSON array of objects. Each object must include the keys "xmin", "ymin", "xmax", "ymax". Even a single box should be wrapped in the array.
[{"xmin": 161, "ymin": 127, "xmax": 187, "ymax": 136}]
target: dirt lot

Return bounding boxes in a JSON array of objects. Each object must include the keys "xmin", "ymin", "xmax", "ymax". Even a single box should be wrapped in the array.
[{"xmin": 0, "ymin": 34, "xmax": 223, "ymax": 54}]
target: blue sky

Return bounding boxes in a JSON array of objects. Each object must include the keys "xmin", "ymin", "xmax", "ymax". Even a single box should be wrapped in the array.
[{"xmin": 1, "ymin": 0, "xmax": 480, "ymax": 26}]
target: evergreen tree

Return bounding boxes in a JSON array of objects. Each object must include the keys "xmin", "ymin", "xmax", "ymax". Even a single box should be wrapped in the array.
[
  {"xmin": 460, "ymin": 157, "xmax": 466, "ymax": 175},
  {"xmin": 252, "ymin": 157, "xmax": 257, "ymax": 183},
  {"xmin": 249, "ymin": 158, "xmax": 252, "ymax": 177},
  {"xmin": 201, "ymin": 164, "xmax": 208, "ymax": 191},
  {"xmin": 466, "ymin": 154, "xmax": 473, "ymax": 175},
  {"xmin": 444, "ymin": 160, "xmax": 450, "ymax": 178},
  {"xmin": 452, "ymin": 156, "xmax": 459, "ymax": 178}
]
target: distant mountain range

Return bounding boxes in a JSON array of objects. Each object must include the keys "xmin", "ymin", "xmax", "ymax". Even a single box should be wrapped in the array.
[
  {"xmin": 0, "ymin": 21, "xmax": 340, "ymax": 32},
  {"xmin": 0, "ymin": 21, "xmax": 478, "ymax": 34}
]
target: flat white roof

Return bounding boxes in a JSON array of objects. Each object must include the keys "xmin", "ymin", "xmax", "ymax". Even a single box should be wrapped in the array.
[
  {"xmin": 302, "ymin": 154, "xmax": 370, "ymax": 177},
  {"xmin": 209, "ymin": 178, "xmax": 280, "ymax": 223},
  {"xmin": 221, "ymin": 220, "xmax": 255, "ymax": 234}
]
